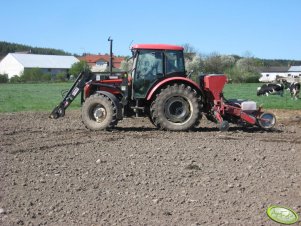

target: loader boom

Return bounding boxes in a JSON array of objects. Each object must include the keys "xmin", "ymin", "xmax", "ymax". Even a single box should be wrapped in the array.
[{"xmin": 49, "ymin": 71, "xmax": 92, "ymax": 119}]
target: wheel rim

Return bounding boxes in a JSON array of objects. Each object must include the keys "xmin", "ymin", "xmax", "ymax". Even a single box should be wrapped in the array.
[
  {"xmin": 164, "ymin": 96, "xmax": 191, "ymax": 123},
  {"xmin": 91, "ymin": 104, "xmax": 107, "ymax": 123},
  {"xmin": 259, "ymin": 113, "xmax": 275, "ymax": 129}
]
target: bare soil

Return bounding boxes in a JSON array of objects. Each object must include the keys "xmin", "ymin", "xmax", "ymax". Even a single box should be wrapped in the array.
[{"xmin": 0, "ymin": 109, "xmax": 301, "ymax": 225}]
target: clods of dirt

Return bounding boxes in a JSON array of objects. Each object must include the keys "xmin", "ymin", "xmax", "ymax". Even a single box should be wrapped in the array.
[{"xmin": 0, "ymin": 110, "xmax": 301, "ymax": 225}]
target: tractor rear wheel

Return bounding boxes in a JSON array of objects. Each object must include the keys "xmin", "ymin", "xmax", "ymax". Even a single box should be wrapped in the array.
[
  {"xmin": 82, "ymin": 94, "xmax": 117, "ymax": 130},
  {"xmin": 151, "ymin": 84, "xmax": 201, "ymax": 131}
]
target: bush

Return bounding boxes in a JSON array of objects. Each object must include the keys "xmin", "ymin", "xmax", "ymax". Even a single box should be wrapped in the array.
[
  {"xmin": 41, "ymin": 73, "xmax": 51, "ymax": 81},
  {"xmin": 0, "ymin": 74, "xmax": 9, "ymax": 83},
  {"xmin": 225, "ymin": 67, "xmax": 242, "ymax": 83},
  {"xmin": 244, "ymin": 72, "xmax": 261, "ymax": 83},
  {"xmin": 21, "ymin": 68, "xmax": 43, "ymax": 82},
  {"xmin": 55, "ymin": 72, "xmax": 67, "ymax": 82},
  {"xmin": 20, "ymin": 68, "xmax": 51, "ymax": 82},
  {"xmin": 225, "ymin": 67, "xmax": 261, "ymax": 83},
  {"xmin": 10, "ymin": 75, "xmax": 22, "ymax": 83}
]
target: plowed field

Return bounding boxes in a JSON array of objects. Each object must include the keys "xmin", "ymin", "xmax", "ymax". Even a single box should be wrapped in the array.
[{"xmin": 1, "ymin": 110, "xmax": 301, "ymax": 225}]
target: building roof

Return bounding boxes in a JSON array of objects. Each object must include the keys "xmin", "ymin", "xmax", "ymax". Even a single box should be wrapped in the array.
[
  {"xmin": 288, "ymin": 66, "xmax": 301, "ymax": 72},
  {"xmin": 10, "ymin": 53, "xmax": 79, "ymax": 68},
  {"xmin": 78, "ymin": 54, "xmax": 125, "ymax": 68},
  {"xmin": 258, "ymin": 66, "xmax": 289, "ymax": 73},
  {"xmin": 78, "ymin": 54, "xmax": 104, "ymax": 63}
]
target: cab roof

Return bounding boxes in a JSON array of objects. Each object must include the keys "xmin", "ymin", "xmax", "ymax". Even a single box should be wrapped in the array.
[{"xmin": 132, "ymin": 44, "xmax": 184, "ymax": 51}]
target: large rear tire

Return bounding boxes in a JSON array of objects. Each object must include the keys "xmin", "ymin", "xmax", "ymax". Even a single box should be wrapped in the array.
[
  {"xmin": 82, "ymin": 94, "xmax": 117, "ymax": 130},
  {"xmin": 150, "ymin": 84, "xmax": 201, "ymax": 131}
]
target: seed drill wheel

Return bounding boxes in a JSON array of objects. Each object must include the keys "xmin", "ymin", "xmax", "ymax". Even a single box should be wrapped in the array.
[
  {"xmin": 151, "ymin": 84, "xmax": 201, "ymax": 131},
  {"xmin": 219, "ymin": 120, "xmax": 230, "ymax": 132},
  {"xmin": 257, "ymin": 112, "xmax": 276, "ymax": 130},
  {"xmin": 82, "ymin": 94, "xmax": 117, "ymax": 130}
]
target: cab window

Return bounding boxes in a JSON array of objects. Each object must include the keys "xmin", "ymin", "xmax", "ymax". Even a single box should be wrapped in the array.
[{"xmin": 165, "ymin": 51, "xmax": 185, "ymax": 76}]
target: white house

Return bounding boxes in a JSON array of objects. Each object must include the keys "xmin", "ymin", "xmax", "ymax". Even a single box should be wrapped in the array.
[
  {"xmin": 259, "ymin": 66, "xmax": 301, "ymax": 82},
  {"xmin": 0, "ymin": 53, "xmax": 79, "ymax": 78}
]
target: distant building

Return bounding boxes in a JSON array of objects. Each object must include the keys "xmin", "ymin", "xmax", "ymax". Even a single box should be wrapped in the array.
[
  {"xmin": 259, "ymin": 66, "xmax": 301, "ymax": 82},
  {"xmin": 78, "ymin": 54, "xmax": 125, "ymax": 72},
  {"xmin": 288, "ymin": 66, "xmax": 301, "ymax": 78},
  {"xmin": 258, "ymin": 66, "xmax": 289, "ymax": 82},
  {"xmin": 0, "ymin": 53, "xmax": 79, "ymax": 78}
]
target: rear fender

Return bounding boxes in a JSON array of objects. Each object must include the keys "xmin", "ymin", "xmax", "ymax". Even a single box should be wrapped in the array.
[
  {"xmin": 95, "ymin": 91, "xmax": 123, "ymax": 120},
  {"xmin": 146, "ymin": 77, "xmax": 201, "ymax": 101}
]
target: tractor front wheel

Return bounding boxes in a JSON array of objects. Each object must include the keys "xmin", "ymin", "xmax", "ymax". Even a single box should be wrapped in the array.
[
  {"xmin": 151, "ymin": 84, "xmax": 201, "ymax": 131},
  {"xmin": 82, "ymin": 94, "xmax": 117, "ymax": 130}
]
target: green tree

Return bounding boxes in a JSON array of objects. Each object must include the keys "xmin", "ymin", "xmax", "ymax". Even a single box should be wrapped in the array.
[
  {"xmin": 185, "ymin": 54, "xmax": 204, "ymax": 81},
  {"xmin": 69, "ymin": 61, "xmax": 90, "ymax": 76},
  {"xmin": 220, "ymin": 55, "xmax": 236, "ymax": 69},
  {"xmin": 120, "ymin": 58, "xmax": 133, "ymax": 72},
  {"xmin": 10, "ymin": 75, "xmax": 22, "ymax": 83},
  {"xmin": 0, "ymin": 41, "xmax": 71, "ymax": 56},
  {"xmin": 203, "ymin": 53, "xmax": 224, "ymax": 74},
  {"xmin": 225, "ymin": 56, "xmax": 261, "ymax": 83},
  {"xmin": 0, "ymin": 74, "xmax": 8, "ymax": 83}
]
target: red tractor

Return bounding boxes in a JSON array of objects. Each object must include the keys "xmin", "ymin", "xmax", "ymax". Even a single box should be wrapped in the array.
[{"xmin": 50, "ymin": 40, "xmax": 276, "ymax": 131}]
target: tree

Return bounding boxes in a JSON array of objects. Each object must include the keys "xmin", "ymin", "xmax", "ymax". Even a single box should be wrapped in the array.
[
  {"xmin": 0, "ymin": 74, "xmax": 8, "ymax": 83},
  {"xmin": 182, "ymin": 43, "xmax": 198, "ymax": 61},
  {"xmin": 236, "ymin": 58, "xmax": 256, "ymax": 72},
  {"xmin": 0, "ymin": 41, "xmax": 71, "ymax": 57},
  {"xmin": 69, "ymin": 61, "xmax": 90, "ymax": 76},
  {"xmin": 120, "ymin": 58, "xmax": 133, "ymax": 72},
  {"xmin": 185, "ymin": 54, "xmax": 204, "ymax": 80},
  {"xmin": 182, "ymin": 43, "xmax": 205, "ymax": 80},
  {"xmin": 10, "ymin": 75, "xmax": 22, "ymax": 83},
  {"xmin": 220, "ymin": 55, "xmax": 236, "ymax": 68},
  {"xmin": 225, "ymin": 56, "xmax": 261, "ymax": 83},
  {"xmin": 203, "ymin": 53, "xmax": 224, "ymax": 74}
]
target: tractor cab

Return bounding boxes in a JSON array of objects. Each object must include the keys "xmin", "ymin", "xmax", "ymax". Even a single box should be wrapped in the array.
[{"xmin": 131, "ymin": 44, "xmax": 186, "ymax": 98}]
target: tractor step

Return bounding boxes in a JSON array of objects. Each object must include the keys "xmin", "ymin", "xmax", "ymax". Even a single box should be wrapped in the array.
[
  {"xmin": 130, "ymin": 105, "xmax": 145, "ymax": 117},
  {"xmin": 130, "ymin": 106, "xmax": 145, "ymax": 110}
]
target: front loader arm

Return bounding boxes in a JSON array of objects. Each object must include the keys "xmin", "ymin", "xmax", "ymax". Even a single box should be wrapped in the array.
[{"xmin": 49, "ymin": 71, "xmax": 92, "ymax": 119}]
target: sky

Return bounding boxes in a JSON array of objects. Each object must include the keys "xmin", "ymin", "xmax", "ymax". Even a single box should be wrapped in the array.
[{"xmin": 1, "ymin": 0, "xmax": 301, "ymax": 60}]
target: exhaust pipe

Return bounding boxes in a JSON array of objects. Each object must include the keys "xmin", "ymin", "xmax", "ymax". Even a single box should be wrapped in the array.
[{"xmin": 108, "ymin": 37, "xmax": 113, "ymax": 77}]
